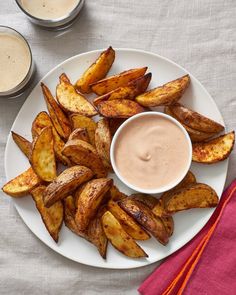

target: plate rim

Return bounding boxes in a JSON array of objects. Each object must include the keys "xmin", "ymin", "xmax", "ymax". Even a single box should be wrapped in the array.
[{"xmin": 4, "ymin": 48, "xmax": 228, "ymax": 269}]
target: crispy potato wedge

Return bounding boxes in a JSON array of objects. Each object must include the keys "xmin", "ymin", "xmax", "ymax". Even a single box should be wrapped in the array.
[
  {"xmin": 70, "ymin": 114, "xmax": 96, "ymax": 145},
  {"xmin": 97, "ymin": 99, "xmax": 145, "ymax": 118},
  {"xmin": 91, "ymin": 67, "xmax": 148, "ymax": 95},
  {"xmin": 165, "ymin": 106, "xmax": 215, "ymax": 142},
  {"xmin": 109, "ymin": 185, "xmax": 127, "ymax": 201},
  {"xmin": 41, "ymin": 82, "xmax": 71, "ymax": 139},
  {"xmin": 166, "ymin": 183, "xmax": 219, "ymax": 213},
  {"xmin": 75, "ymin": 46, "xmax": 115, "ymax": 93},
  {"xmin": 161, "ymin": 216, "xmax": 174, "ymax": 237},
  {"xmin": 93, "ymin": 73, "xmax": 152, "ymax": 106},
  {"xmin": 95, "ymin": 118, "xmax": 112, "ymax": 170},
  {"xmin": 68, "ymin": 128, "xmax": 90, "ymax": 143},
  {"xmin": 109, "ymin": 118, "xmax": 126, "ymax": 136},
  {"xmin": 119, "ymin": 198, "xmax": 169, "ymax": 245},
  {"xmin": 75, "ymin": 178, "xmax": 113, "ymax": 231},
  {"xmin": 62, "ymin": 138, "xmax": 107, "ymax": 178},
  {"xmin": 56, "ymin": 73, "xmax": 97, "ymax": 116},
  {"xmin": 44, "ymin": 165, "xmax": 93, "ymax": 207},
  {"xmin": 2, "ymin": 167, "xmax": 41, "ymax": 197},
  {"xmin": 87, "ymin": 207, "xmax": 108, "ymax": 259},
  {"xmin": 31, "ymin": 185, "xmax": 63, "ymax": 242},
  {"xmin": 136, "ymin": 74, "xmax": 190, "ymax": 107},
  {"xmin": 30, "ymin": 126, "xmax": 57, "ymax": 182},
  {"xmin": 102, "ymin": 211, "xmax": 148, "ymax": 258},
  {"xmin": 192, "ymin": 131, "xmax": 235, "ymax": 163},
  {"xmin": 31, "ymin": 112, "xmax": 70, "ymax": 166},
  {"xmin": 129, "ymin": 194, "xmax": 158, "ymax": 210},
  {"xmin": 169, "ymin": 103, "xmax": 224, "ymax": 133},
  {"xmin": 11, "ymin": 131, "xmax": 31, "ymax": 159},
  {"xmin": 108, "ymin": 200, "xmax": 150, "ymax": 240}
]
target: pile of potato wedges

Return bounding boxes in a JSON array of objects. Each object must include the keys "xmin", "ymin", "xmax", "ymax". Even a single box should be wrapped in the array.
[{"xmin": 2, "ymin": 46, "xmax": 235, "ymax": 259}]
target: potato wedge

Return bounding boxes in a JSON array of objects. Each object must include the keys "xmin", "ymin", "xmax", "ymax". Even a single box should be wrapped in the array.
[
  {"xmin": 2, "ymin": 167, "xmax": 41, "ymax": 197},
  {"xmin": 44, "ymin": 166, "xmax": 93, "ymax": 207},
  {"xmin": 41, "ymin": 82, "xmax": 71, "ymax": 139},
  {"xmin": 169, "ymin": 103, "xmax": 224, "ymax": 133},
  {"xmin": 119, "ymin": 198, "xmax": 169, "ymax": 245},
  {"xmin": 102, "ymin": 211, "xmax": 148, "ymax": 258},
  {"xmin": 75, "ymin": 46, "xmax": 115, "ymax": 93},
  {"xmin": 97, "ymin": 99, "xmax": 145, "ymax": 118},
  {"xmin": 70, "ymin": 114, "xmax": 97, "ymax": 145},
  {"xmin": 129, "ymin": 194, "xmax": 158, "ymax": 210},
  {"xmin": 31, "ymin": 112, "xmax": 70, "ymax": 166},
  {"xmin": 95, "ymin": 118, "xmax": 112, "ymax": 170},
  {"xmin": 11, "ymin": 131, "xmax": 31, "ymax": 159},
  {"xmin": 93, "ymin": 73, "xmax": 152, "ymax": 106},
  {"xmin": 30, "ymin": 126, "xmax": 56, "ymax": 182},
  {"xmin": 31, "ymin": 185, "xmax": 63, "ymax": 242},
  {"xmin": 109, "ymin": 185, "xmax": 128, "ymax": 201},
  {"xmin": 62, "ymin": 138, "xmax": 107, "ymax": 178},
  {"xmin": 166, "ymin": 183, "xmax": 219, "ymax": 213},
  {"xmin": 108, "ymin": 200, "xmax": 150, "ymax": 240},
  {"xmin": 135, "ymin": 74, "xmax": 190, "ymax": 107},
  {"xmin": 109, "ymin": 118, "xmax": 126, "ymax": 136},
  {"xmin": 75, "ymin": 178, "xmax": 113, "ymax": 231},
  {"xmin": 164, "ymin": 106, "xmax": 215, "ymax": 142},
  {"xmin": 56, "ymin": 73, "xmax": 97, "ymax": 116},
  {"xmin": 91, "ymin": 67, "xmax": 148, "ymax": 95},
  {"xmin": 192, "ymin": 131, "xmax": 235, "ymax": 163},
  {"xmin": 87, "ymin": 207, "xmax": 108, "ymax": 259},
  {"xmin": 68, "ymin": 128, "xmax": 90, "ymax": 143}
]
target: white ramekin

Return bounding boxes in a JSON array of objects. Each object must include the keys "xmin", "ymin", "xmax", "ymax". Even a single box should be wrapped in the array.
[{"xmin": 110, "ymin": 111, "xmax": 192, "ymax": 195}]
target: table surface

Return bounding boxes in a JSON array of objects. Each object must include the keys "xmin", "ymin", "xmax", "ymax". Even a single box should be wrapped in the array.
[{"xmin": 0, "ymin": 1, "xmax": 235, "ymax": 294}]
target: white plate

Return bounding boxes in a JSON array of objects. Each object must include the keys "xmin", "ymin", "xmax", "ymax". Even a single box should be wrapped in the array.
[{"xmin": 5, "ymin": 49, "xmax": 227, "ymax": 269}]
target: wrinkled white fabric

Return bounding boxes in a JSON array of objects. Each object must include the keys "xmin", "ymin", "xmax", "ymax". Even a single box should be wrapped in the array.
[{"xmin": 0, "ymin": 0, "xmax": 235, "ymax": 294}]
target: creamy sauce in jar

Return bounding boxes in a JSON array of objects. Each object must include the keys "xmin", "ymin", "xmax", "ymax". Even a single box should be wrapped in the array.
[
  {"xmin": 114, "ymin": 114, "xmax": 190, "ymax": 190},
  {"xmin": 0, "ymin": 33, "xmax": 31, "ymax": 92},
  {"xmin": 21, "ymin": 0, "xmax": 79, "ymax": 20}
]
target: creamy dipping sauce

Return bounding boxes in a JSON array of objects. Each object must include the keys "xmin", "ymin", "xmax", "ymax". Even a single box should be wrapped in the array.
[
  {"xmin": 21, "ymin": 0, "xmax": 79, "ymax": 20},
  {"xmin": 0, "ymin": 33, "xmax": 31, "ymax": 92},
  {"xmin": 114, "ymin": 114, "xmax": 190, "ymax": 190}
]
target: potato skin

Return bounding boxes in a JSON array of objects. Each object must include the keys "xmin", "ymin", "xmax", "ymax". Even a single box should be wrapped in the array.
[
  {"xmin": 68, "ymin": 128, "xmax": 90, "ymax": 143},
  {"xmin": 44, "ymin": 166, "xmax": 94, "ymax": 207},
  {"xmin": 11, "ymin": 131, "xmax": 31, "ymax": 159},
  {"xmin": 192, "ymin": 131, "xmax": 235, "ymax": 164},
  {"xmin": 129, "ymin": 194, "xmax": 159, "ymax": 210},
  {"xmin": 75, "ymin": 178, "xmax": 113, "ymax": 231}
]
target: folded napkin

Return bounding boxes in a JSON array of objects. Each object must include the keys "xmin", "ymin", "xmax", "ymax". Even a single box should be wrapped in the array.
[{"xmin": 139, "ymin": 179, "xmax": 236, "ymax": 295}]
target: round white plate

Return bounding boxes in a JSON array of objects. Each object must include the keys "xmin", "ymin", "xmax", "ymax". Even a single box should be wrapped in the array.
[{"xmin": 5, "ymin": 49, "xmax": 227, "ymax": 269}]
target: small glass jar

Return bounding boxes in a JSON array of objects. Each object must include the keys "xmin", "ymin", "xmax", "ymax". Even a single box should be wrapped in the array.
[
  {"xmin": 0, "ymin": 26, "xmax": 34, "ymax": 98},
  {"xmin": 15, "ymin": 0, "xmax": 85, "ymax": 30}
]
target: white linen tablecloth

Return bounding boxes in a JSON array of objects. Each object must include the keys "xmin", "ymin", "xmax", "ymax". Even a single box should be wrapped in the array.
[{"xmin": 0, "ymin": 1, "xmax": 235, "ymax": 294}]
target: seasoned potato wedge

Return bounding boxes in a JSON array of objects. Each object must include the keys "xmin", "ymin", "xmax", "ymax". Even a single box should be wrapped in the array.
[
  {"xmin": 102, "ymin": 211, "xmax": 148, "ymax": 258},
  {"xmin": 109, "ymin": 185, "xmax": 127, "ymax": 201},
  {"xmin": 31, "ymin": 112, "xmax": 70, "ymax": 166},
  {"xmin": 11, "ymin": 131, "xmax": 31, "ymax": 159},
  {"xmin": 93, "ymin": 73, "xmax": 152, "ymax": 106},
  {"xmin": 44, "ymin": 166, "xmax": 93, "ymax": 207},
  {"xmin": 68, "ymin": 128, "xmax": 90, "ymax": 143},
  {"xmin": 109, "ymin": 118, "xmax": 126, "ymax": 136},
  {"xmin": 161, "ymin": 216, "xmax": 174, "ymax": 237},
  {"xmin": 56, "ymin": 73, "xmax": 97, "ymax": 116},
  {"xmin": 192, "ymin": 131, "xmax": 235, "ymax": 163},
  {"xmin": 62, "ymin": 138, "xmax": 107, "ymax": 178},
  {"xmin": 95, "ymin": 118, "xmax": 112, "ymax": 170},
  {"xmin": 97, "ymin": 99, "xmax": 144, "ymax": 118},
  {"xmin": 91, "ymin": 67, "xmax": 148, "ymax": 95},
  {"xmin": 165, "ymin": 106, "xmax": 215, "ymax": 142},
  {"xmin": 119, "ymin": 198, "xmax": 169, "ymax": 245},
  {"xmin": 70, "ymin": 114, "xmax": 96, "ymax": 145},
  {"xmin": 87, "ymin": 207, "xmax": 108, "ymax": 259},
  {"xmin": 108, "ymin": 200, "xmax": 150, "ymax": 240},
  {"xmin": 31, "ymin": 185, "xmax": 63, "ymax": 242},
  {"xmin": 30, "ymin": 126, "xmax": 57, "ymax": 182},
  {"xmin": 75, "ymin": 178, "xmax": 113, "ymax": 231},
  {"xmin": 75, "ymin": 46, "xmax": 115, "ymax": 93},
  {"xmin": 169, "ymin": 103, "xmax": 224, "ymax": 133},
  {"xmin": 136, "ymin": 74, "xmax": 190, "ymax": 107},
  {"xmin": 41, "ymin": 82, "xmax": 71, "ymax": 139},
  {"xmin": 129, "ymin": 194, "xmax": 158, "ymax": 210},
  {"xmin": 166, "ymin": 183, "xmax": 219, "ymax": 213},
  {"xmin": 2, "ymin": 167, "xmax": 41, "ymax": 197}
]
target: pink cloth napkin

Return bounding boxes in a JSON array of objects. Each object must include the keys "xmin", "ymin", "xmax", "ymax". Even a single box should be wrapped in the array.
[{"xmin": 138, "ymin": 179, "xmax": 236, "ymax": 295}]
